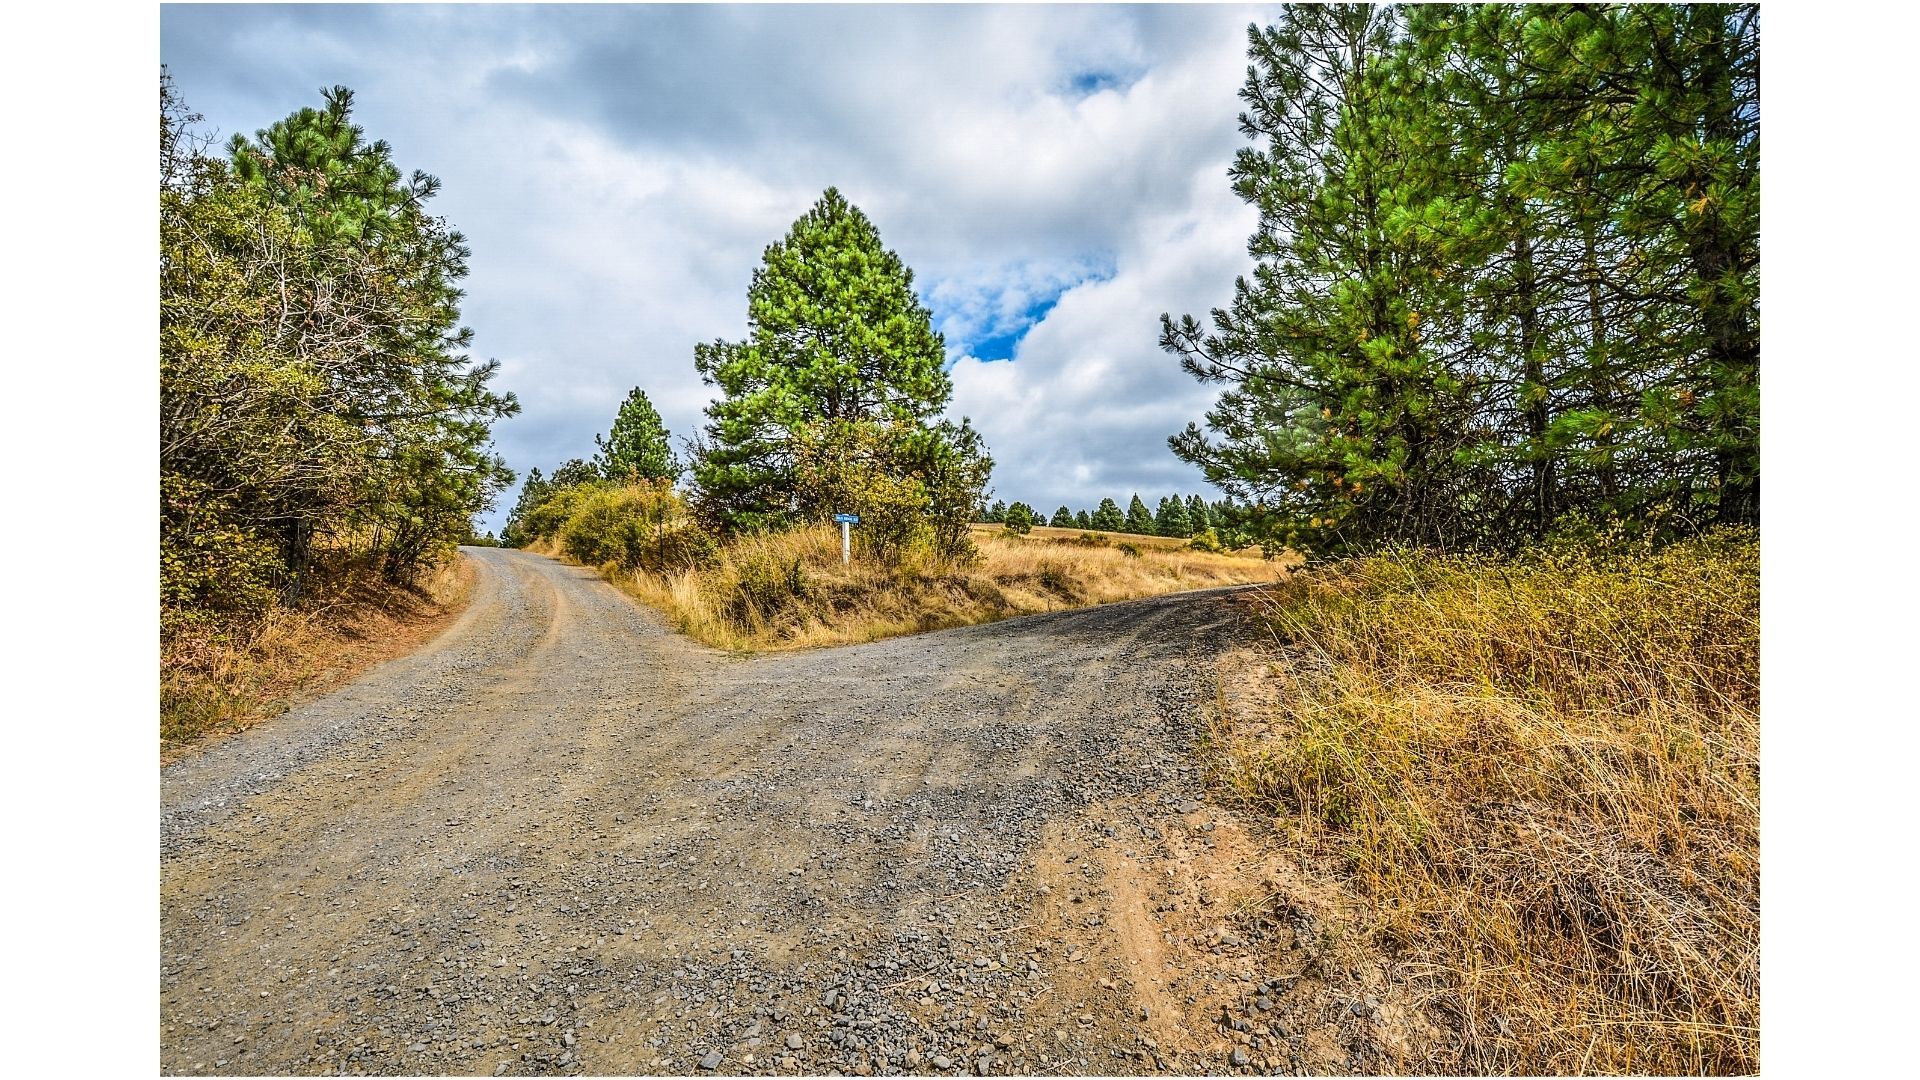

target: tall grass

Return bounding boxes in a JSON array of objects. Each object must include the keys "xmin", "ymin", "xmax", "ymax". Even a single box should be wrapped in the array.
[
  {"xmin": 603, "ymin": 524, "xmax": 1283, "ymax": 651},
  {"xmin": 1211, "ymin": 528, "xmax": 1758, "ymax": 1074}
]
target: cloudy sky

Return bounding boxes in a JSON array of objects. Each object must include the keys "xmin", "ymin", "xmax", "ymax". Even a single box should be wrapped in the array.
[{"xmin": 161, "ymin": 3, "xmax": 1271, "ymax": 532}]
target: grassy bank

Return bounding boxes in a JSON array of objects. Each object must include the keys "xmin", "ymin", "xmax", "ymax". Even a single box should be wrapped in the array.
[
  {"xmin": 575, "ymin": 523, "xmax": 1284, "ymax": 651},
  {"xmin": 160, "ymin": 555, "xmax": 474, "ymax": 760},
  {"xmin": 1208, "ymin": 529, "xmax": 1758, "ymax": 1074}
]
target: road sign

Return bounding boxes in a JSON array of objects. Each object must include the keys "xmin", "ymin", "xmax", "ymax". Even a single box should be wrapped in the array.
[{"xmin": 834, "ymin": 513, "xmax": 860, "ymax": 523}]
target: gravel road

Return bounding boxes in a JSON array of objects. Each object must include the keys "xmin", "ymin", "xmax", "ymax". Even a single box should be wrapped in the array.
[{"xmin": 162, "ymin": 548, "xmax": 1395, "ymax": 1077}]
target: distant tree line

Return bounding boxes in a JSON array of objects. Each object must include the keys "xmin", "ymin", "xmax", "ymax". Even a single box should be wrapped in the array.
[
  {"xmin": 1164, "ymin": 4, "xmax": 1757, "ymax": 555},
  {"xmin": 161, "ymin": 73, "xmax": 515, "ymax": 641},
  {"xmin": 979, "ymin": 493, "xmax": 1257, "ymax": 546}
]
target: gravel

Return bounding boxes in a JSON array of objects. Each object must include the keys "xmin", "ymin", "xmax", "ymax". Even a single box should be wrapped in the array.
[{"xmin": 161, "ymin": 547, "xmax": 1255, "ymax": 1076}]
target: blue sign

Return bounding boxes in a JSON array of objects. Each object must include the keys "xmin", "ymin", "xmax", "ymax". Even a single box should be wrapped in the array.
[{"xmin": 834, "ymin": 513, "xmax": 860, "ymax": 524}]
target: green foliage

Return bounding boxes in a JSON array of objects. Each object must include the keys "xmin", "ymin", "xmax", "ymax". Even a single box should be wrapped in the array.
[
  {"xmin": 1090, "ymin": 498, "xmax": 1124, "ymax": 532},
  {"xmin": 983, "ymin": 500, "xmax": 1007, "ymax": 524},
  {"xmin": 1188, "ymin": 528, "xmax": 1227, "ymax": 554},
  {"xmin": 692, "ymin": 188, "xmax": 956, "ymax": 532},
  {"xmin": 1049, "ymin": 506, "xmax": 1075, "ymax": 528},
  {"xmin": 1163, "ymin": 4, "xmax": 1758, "ymax": 555},
  {"xmin": 1074, "ymin": 509, "xmax": 1093, "ymax": 529},
  {"xmin": 1155, "ymin": 495, "xmax": 1193, "ymax": 538},
  {"xmin": 595, "ymin": 386, "xmax": 677, "ymax": 483},
  {"xmin": 162, "ymin": 74, "xmax": 515, "ymax": 643},
  {"xmin": 789, "ymin": 418, "xmax": 992, "ymax": 564},
  {"xmin": 1002, "ymin": 502, "xmax": 1037, "ymax": 535},
  {"xmin": 1185, "ymin": 494, "xmax": 1211, "ymax": 531},
  {"xmin": 1123, "ymin": 494, "xmax": 1155, "ymax": 534},
  {"xmin": 557, "ymin": 481, "xmax": 716, "ymax": 574}
]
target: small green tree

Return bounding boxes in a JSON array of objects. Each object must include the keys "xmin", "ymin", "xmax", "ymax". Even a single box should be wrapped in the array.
[
  {"xmin": 1124, "ymin": 494, "xmax": 1154, "ymax": 534},
  {"xmin": 1003, "ymin": 502, "xmax": 1037, "ymax": 535},
  {"xmin": 595, "ymin": 386, "xmax": 676, "ymax": 482},
  {"xmin": 1049, "ymin": 506, "xmax": 1075, "ymax": 527},
  {"xmin": 1074, "ymin": 508, "xmax": 1093, "ymax": 529},
  {"xmin": 1156, "ymin": 495, "xmax": 1193, "ymax": 538},
  {"xmin": 1186, "ymin": 494, "xmax": 1211, "ymax": 531},
  {"xmin": 1090, "ymin": 498, "xmax": 1124, "ymax": 531},
  {"xmin": 984, "ymin": 499, "xmax": 1007, "ymax": 524},
  {"xmin": 550, "ymin": 458, "xmax": 602, "ymax": 489}
]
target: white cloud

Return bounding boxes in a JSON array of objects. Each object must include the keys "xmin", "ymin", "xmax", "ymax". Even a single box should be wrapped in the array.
[{"xmin": 160, "ymin": 3, "xmax": 1273, "ymax": 528}]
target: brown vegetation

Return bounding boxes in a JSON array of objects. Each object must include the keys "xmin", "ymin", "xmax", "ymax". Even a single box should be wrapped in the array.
[
  {"xmin": 1205, "ymin": 529, "xmax": 1759, "ymax": 1073},
  {"xmin": 570, "ymin": 523, "xmax": 1286, "ymax": 651},
  {"xmin": 160, "ymin": 554, "xmax": 474, "ymax": 761}
]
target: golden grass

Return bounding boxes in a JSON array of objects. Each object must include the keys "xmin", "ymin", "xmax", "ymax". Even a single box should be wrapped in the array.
[
  {"xmin": 598, "ymin": 523, "xmax": 1287, "ymax": 651},
  {"xmin": 1207, "ymin": 528, "xmax": 1758, "ymax": 1074},
  {"xmin": 160, "ymin": 555, "xmax": 473, "ymax": 760},
  {"xmin": 975, "ymin": 523, "xmax": 1268, "ymax": 557}
]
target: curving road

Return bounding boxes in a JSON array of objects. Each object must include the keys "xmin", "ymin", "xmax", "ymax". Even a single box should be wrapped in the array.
[{"xmin": 160, "ymin": 548, "xmax": 1287, "ymax": 1076}]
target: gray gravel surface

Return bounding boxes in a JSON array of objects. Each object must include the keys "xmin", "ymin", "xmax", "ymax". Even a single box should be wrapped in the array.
[{"xmin": 161, "ymin": 547, "xmax": 1268, "ymax": 1076}]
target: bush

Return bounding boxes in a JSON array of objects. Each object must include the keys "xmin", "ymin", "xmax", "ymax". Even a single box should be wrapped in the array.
[
  {"xmin": 555, "ymin": 481, "xmax": 715, "ymax": 574},
  {"xmin": 1116, "ymin": 542, "xmax": 1143, "ymax": 559},
  {"xmin": 1187, "ymin": 528, "xmax": 1226, "ymax": 554}
]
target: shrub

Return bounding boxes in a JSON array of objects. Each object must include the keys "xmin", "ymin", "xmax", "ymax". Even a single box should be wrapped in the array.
[
  {"xmin": 556, "ymin": 481, "xmax": 714, "ymax": 574},
  {"xmin": 1116, "ymin": 542, "xmax": 1143, "ymax": 559},
  {"xmin": 1187, "ymin": 528, "xmax": 1226, "ymax": 554}
]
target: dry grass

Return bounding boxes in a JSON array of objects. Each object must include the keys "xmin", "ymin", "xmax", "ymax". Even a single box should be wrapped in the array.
[
  {"xmin": 596, "ymin": 523, "xmax": 1287, "ymax": 651},
  {"xmin": 979, "ymin": 523, "xmax": 1268, "ymax": 556},
  {"xmin": 1207, "ymin": 528, "xmax": 1758, "ymax": 1074},
  {"xmin": 160, "ymin": 555, "xmax": 474, "ymax": 761}
]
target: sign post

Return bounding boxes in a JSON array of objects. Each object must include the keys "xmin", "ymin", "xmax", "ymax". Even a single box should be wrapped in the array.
[{"xmin": 833, "ymin": 513, "xmax": 859, "ymax": 566}]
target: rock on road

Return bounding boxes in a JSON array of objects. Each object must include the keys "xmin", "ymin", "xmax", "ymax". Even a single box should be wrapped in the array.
[{"xmin": 161, "ymin": 546, "xmax": 1279, "ymax": 1076}]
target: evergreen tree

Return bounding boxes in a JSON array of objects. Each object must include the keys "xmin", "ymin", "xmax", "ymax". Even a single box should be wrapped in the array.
[
  {"xmin": 985, "ymin": 499, "xmax": 1008, "ymax": 524},
  {"xmin": 1185, "ymin": 494, "xmax": 1211, "ymax": 531},
  {"xmin": 1090, "ymin": 498, "xmax": 1124, "ymax": 531},
  {"xmin": 1074, "ymin": 509, "xmax": 1093, "ymax": 529},
  {"xmin": 1156, "ymin": 495, "xmax": 1193, "ymax": 538},
  {"xmin": 594, "ymin": 386, "xmax": 676, "ymax": 482},
  {"xmin": 693, "ymin": 188, "xmax": 954, "ymax": 531},
  {"xmin": 550, "ymin": 458, "xmax": 602, "ymax": 489},
  {"xmin": 1003, "ymin": 502, "xmax": 1037, "ymax": 534},
  {"xmin": 501, "ymin": 467, "xmax": 550, "ymax": 547},
  {"xmin": 1163, "ymin": 4, "xmax": 1478, "ymax": 554},
  {"xmin": 1050, "ymin": 506, "xmax": 1075, "ymax": 527},
  {"xmin": 165, "ymin": 79, "xmax": 515, "ymax": 599},
  {"xmin": 1124, "ymin": 494, "xmax": 1155, "ymax": 534}
]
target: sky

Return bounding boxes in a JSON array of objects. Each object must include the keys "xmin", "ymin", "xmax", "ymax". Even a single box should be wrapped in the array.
[{"xmin": 160, "ymin": 2, "xmax": 1272, "ymax": 533}]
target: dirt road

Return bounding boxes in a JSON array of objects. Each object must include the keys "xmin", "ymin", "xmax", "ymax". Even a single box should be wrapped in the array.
[{"xmin": 162, "ymin": 548, "xmax": 1396, "ymax": 1076}]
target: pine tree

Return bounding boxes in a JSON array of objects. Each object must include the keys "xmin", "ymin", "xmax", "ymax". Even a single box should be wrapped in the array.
[
  {"xmin": 1074, "ymin": 509, "xmax": 1093, "ymax": 529},
  {"xmin": 1050, "ymin": 506, "xmax": 1075, "ymax": 527},
  {"xmin": 693, "ymin": 188, "xmax": 953, "ymax": 531},
  {"xmin": 501, "ymin": 467, "xmax": 550, "ymax": 547},
  {"xmin": 985, "ymin": 500, "xmax": 1007, "ymax": 524},
  {"xmin": 1163, "ymin": 5, "xmax": 1485, "ymax": 554},
  {"xmin": 1156, "ymin": 495, "xmax": 1192, "ymax": 538},
  {"xmin": 1124, "ymin": 494, "xmax": 1154, "ymax": 534},
  {"xmin": 1003, "ymin": 502, "xmax": 1037, "ymax": 534},
  {"xmin": 1090, "ymin": 498, "xmax": 1124, "ymax": 531},
  {"xmin": 1185, "ymin": 494, "xmax": 1211, "ymax": 531},
  {"xmin": 594, "ymin": 386, "xmax": 676, "ymax": 482}
]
